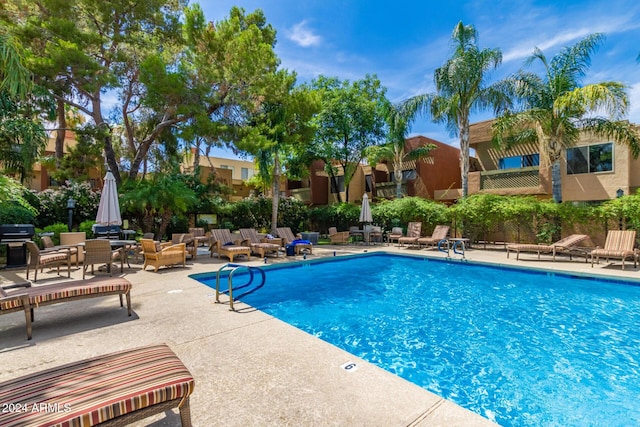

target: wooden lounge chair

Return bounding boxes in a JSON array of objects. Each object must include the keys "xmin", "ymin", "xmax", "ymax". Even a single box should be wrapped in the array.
[
  {"xmin": 140, "ymin": 239, "xmax": 186, "ymax": 272},
  {"xmin": 398, "ymin": 222, "xmax": 422, "ymax": 247},
  {"xmin": 506, "ymin": 234, "xmax": 590, "ymax": 261},
  {"xmin": 209, "ymin": 229, "xmax": 252, "ymax": 262},
  {"xmin": 25, "ymin": 241, "xmax": 71, "ymax": 282},
  {"xmin": 0, "ymin": 344, "xmax": 194, "ymax": 426},
  {"xmin": 276, "ymin": 227, "xmax": 313, "ymax": 255},
  {"xmin": 417, "ymin": 225, "xmax": 451, "ymax": 248},
  {"xmin": 328, "ymin": 227, "xmax": 350, "ymax": 244},
  {"xmin": 239, "ymin": 228, "xmax": 282, "ymax": 258},
  {"xmin": 591, "ymin": 230, "xmax": 637, "ymax": 270},
  {"xmin": 0, "ymin": 276, "xmax": 132, "ymax": 340}
]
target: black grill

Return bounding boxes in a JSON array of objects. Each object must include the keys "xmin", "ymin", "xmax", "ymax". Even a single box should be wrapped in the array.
[{"xmin": 0, "ymin": 224, "xmax": 35, "ymax": 268}]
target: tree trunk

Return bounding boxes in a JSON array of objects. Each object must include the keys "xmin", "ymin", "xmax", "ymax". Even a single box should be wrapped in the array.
[
  {"xmin": 271, "ymin": 154, "xmax": 280, "ymax": 235},
  {"xmin": 459, "ymin": 116, "xmax": 470, "ymax": 198},
  {"xmin": 551, "ymin": 159, "xmax": 562, "ymax": 203},
  {"xmin": 55, "ymin": 100, "xmax": 66, "ymax": 168},
  {"xmin": 394, "ymin": 158, "xmax": 403, "ymax": 198}
]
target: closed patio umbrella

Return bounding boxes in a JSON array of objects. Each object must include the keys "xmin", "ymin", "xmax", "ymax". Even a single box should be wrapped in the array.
[
  {"xmin": 95, "ymin": 171, "xmax": 122, "ymax": 229},
  {"xmin": 359, "ymin": 193, "xmax": 373, "ymax": 224}
]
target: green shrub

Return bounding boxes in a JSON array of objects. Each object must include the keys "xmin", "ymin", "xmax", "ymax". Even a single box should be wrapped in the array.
[
  {"xmin": 0, "ymin": 203, "xmax": 36, "ymax": 224},
  {"xmin": 372, "ymin": 197, "xmax": 450, "ymax": 233}
]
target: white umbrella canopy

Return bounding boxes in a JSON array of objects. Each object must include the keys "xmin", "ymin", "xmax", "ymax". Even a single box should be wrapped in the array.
[
  {"xmin": 95, "ymin": 171, "xmax": 122, "ymax": 226},
  {"xmin": 359, "ymin": 193, "xmax": 373, "ymax": 224}
]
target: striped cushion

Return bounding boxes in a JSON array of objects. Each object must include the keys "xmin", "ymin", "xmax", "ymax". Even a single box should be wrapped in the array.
[
  {"xmin": 0, "ymin": 278, "xmax": 131, "ymax": 311},
  {"xmin": 591, "ymin": 249, "xmax": 635, "ymax": 258},
  {"xmin": 0, "ymin": 344, "xmax": 194, "ymax": 427},
  {"xmin": 222, "ymin": 246, "xmax": 251, "ymax": 253},
  {"xmin": 507, "ymin": 244, "xmax": 553, "ymax": 252},
  {"xmin": 40, "ymin": 252, "xmax": 70, "ymax": 265}
]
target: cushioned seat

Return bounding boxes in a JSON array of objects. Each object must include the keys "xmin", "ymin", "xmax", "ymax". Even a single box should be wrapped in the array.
[
  {"xmin": 0, "ymin": 344, "xmax": 194, "ymax": 426},
  {"xmin": 209, "ymin": 229, "xmax": 251, "ymax": 262}
]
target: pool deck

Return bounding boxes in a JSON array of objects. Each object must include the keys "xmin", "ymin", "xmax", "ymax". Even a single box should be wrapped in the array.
[{"xmin": 1, "ymin": 242, "xmax": 639, "ymax": 426}]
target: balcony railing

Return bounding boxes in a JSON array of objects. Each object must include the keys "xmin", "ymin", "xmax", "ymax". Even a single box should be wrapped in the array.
[
  {"xmin": 375, "ymin": 181, "xmax": 406, "ymax": 198},
  {"xmin": 289, "ymin": 187, "xmax": 311, "ymax": 203},
  {"xmin": 480, "ymin": 166, "xmax": 540, "ymax": 190}
]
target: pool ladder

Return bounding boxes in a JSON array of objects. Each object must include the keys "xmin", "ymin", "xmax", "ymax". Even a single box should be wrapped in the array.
[
  {"xmin": 215, "ymin": 263, "xmax": 266, "ymax": 311},
  {"xmin": 437, "ymin": 239, "xmax": 466, "ymax": 258}
]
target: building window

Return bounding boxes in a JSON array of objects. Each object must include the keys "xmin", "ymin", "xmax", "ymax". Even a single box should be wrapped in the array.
[
  {"xmin": 365, "ymin": 175, "xmax": 373, "ymax": 192},
  {"xmin": 389, "ymin": 169, "xmax": 417, "ymax": 182},
  {"xmin": 330, "ymin": 176, "xmax": 345, "ymax": 193},
  {"xmin": 498, "ymin": 154, "xmax": 540, "ymax": 170},
  {"xmin": 241, "ymin": 167, "xmax": 249, "ymax": 180},
  {"xmin": 566, "ymin": 143, "xmax": 613, "ymax": 175}
]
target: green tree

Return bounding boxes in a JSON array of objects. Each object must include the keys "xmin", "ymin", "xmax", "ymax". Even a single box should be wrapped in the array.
[
  {"xmin": 238, "ymin": 71, "xmax": 319, "ymax": 234},
  {"xmin": 366, "ymin": 103, "xmax": 436, "ymax": 199},
  {"xmin": 492, "ymin": 33, "xmax": 640, "ymax": 203},
  {"xmin": 403, "ymin": 21, "xmax": 511, "ymax": 197},
  {"xmin": 310, "ymin": 75, "xmax": 388, "ymax": 202}
]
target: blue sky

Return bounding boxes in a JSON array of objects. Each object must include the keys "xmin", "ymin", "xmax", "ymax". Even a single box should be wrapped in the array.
[{"xmin": 201, "ymin": 0, "xmax": 640, "ymax": 158}]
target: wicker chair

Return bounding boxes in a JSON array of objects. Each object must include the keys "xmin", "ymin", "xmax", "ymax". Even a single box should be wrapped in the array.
[
  {"xmin": 239, "ymin": 228, "xmax": 281, "ymax": 258},
  {"xmin": 188, "ymin": 227, "xmax": 210, "ymax": 247},
  {"xmin": 41, "ymin": 235, "xmax": 80, "ymax": 267},
  {"xmin": 25, "ymin": 241, "xmax": 71, "ymax": 282},
  {"xmin": 171, "ymin": 233, "xmax": 197, "ymax": 260},
  {"xmin": 208, "ymin": 229, "xmax": 252, "ymax": 262},
  {"xmin": 140, "ymin": 239, "xmax": 186, "ymax": 272},
  {"xmin": 83, "ymin": 239, "xmax": 122, "ymax": 280},
  {"xmin": 328, "ymin": 227, "xmax": 349, "ymax": 244}
]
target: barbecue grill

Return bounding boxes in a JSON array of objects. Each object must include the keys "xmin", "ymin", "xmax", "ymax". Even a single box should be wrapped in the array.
[{"xmin": 0, "ymin": 224, "xmax": 35, "ymax": 268}]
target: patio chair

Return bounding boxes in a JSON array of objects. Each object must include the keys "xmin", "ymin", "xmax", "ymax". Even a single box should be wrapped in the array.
[
  {"xmin": 387, "ymin": 227, "xmax": 404, "ymax": 245},
  {"xmin": 41, "ymin": 235, "xmax": 80, "ymax": 267},
  {"xmin": 140, "ymin": 239, "xmax": 186, "ymax": 272},
  {"xmin": 239, "ymin": 228, "xmax": 282, "ymax": 258},
  {"xmin": 25, "ymin": 241, "xmax": 71, "ymax": 282},
  {"xmin": 209, "ymin": 229, "xmax": 252, "ymax": 262},
  {"xmin": 276, "ymin": 227, "xmax": 313, "ymax": 255},
  {"xmin": 328, "ymin": 227, "xmax": 350, "ymax": 244},
  {"xmin": 171, "ymin": 233, "xmax": 197, "ymax": 260},
  {"xmin": 591, "ymin": 230, "xmax": 637, "ymax": 270},
  {"xmin": 398, "ymin": 222, "xmax": 422, "ymax": 247},
  {"xmin": 506, "ymin": 234, "xmax": 590, "ymax": 262},
  {"xmin": 82, "ymin": 239, "xmax": 122, "ymax": 279},
  {"xmin": 417, "ymin": 225, "xmax": 450, "ymax": 248},
  {"xmin": 349, "ymin": 226, "xmax": 364, "ymax": 243},
  {"xmin": 189, "ymin": 227, "xmax": 210, "ymax": 247}
]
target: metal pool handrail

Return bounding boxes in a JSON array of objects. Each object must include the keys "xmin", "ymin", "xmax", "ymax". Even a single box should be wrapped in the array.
[{"xmin": 215, "ymin": 263, "xmax": 266, "ymax": 311}]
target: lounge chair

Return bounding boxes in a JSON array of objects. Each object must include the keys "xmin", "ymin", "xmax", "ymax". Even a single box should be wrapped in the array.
[
  {"xmin": 328, "ymin": 227, "xmax": 350, "ymax": 244},
  {"xmin": 387, "ymin": 227, "xmax": 404, "ymax": 245},
  {"xmin": 189, "ymin": 227, "xmax": 210, "ymax": 247},
  {"xmin": 506, "ymin": 234, "xmax": 589, "ymax": 261},
  {"xmin": 0, "ymin": 344, "xmax": 194, "ymax": 426},
  {"xmin": 0, "ymin": 276, "xmax": 132, "ymax": 340},
  {"xmin": 418, "ymin": 225, "xmax": 451, "ymax": 248},
  {"xmin": 239, "ymin": 228, "xmax": 282, "ymax": 258},
  {"xmin": 591, "ymin": 230, "xmax": 637, "ymax": 270},
  {"xmin": 349, "ymin": 226, "xmax": 364, "ymax": 243},
  {"xmin": 276, "ymin": 227, "xmax": 313, "ymax": 255},
  {"xmin": 140, "ymin": 239, "xmax": 186, "ymax": 272},
  {"xmin": 398, "ymin": 222, "xmax": 422, "ymax": 247},
  {"xmin": 209, "ymin": 229, "xmax": 252, "ymax": 262},
  {"xmin": 172, "ymin": 233, "xmax": 198, "ymax": 260},
  {"xmin": 25, "ymin": 241, "xmax": 71, "ymax": 282}
]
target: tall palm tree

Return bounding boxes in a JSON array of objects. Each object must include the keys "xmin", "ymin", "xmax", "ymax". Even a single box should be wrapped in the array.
[
  {"xmin": 493, "ymin": 33, "xmax": 640, "ymax": 203},
  {"xmin": 366, "ymin": 103, "xmax": 435, "ymax": 198},
  {"xmin": 403, "ymin": 21, "xmax": 511, "ymax": 197}
]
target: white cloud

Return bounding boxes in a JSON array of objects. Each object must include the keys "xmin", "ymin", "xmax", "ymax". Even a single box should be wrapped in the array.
[{"xmin": 288, "ymin": 20, "xmax": 322, "ymax": 47}]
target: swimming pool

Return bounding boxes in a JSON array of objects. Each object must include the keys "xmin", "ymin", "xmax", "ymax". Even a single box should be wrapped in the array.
[{"xmin": 192, "ymin": 253, "xmax": 640, "ymax": 426}]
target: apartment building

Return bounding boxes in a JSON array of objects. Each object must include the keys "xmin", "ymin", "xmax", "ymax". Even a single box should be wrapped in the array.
[{"xmin": 467, "ymin": 119, "xmax": 640, "ymax": 202}]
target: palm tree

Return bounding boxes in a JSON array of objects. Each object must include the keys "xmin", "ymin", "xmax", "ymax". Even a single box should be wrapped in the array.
[
  {"xmin": 493, "ymin": 33, "xmax": 640, "ymax": 203},
  {"xmin": 403, "ymin": 21, "xmax": 511, "ymax": 197},
  {"xmin": 366, "ymin": 103, "xmax": 435, "ymax": 198}
]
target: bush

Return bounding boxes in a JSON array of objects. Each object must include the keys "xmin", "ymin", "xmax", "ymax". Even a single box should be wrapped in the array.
[
  {"xmin": 308, "ymin": 203, "xmax": 360, "ymax": 233},
  {"xmin": 31, "ymin": 181, "xmax": 101, "ymax": 228},
  {"xmin": 372, "ymin": 197, "xmax": 450, "ymax": 233},
  {"xmin": 34, "ymin": 223, "xmax": 69, "ymax": 246},
  {"xmin": 0, "ymin": 203, "xmax": 36, "ymax": 225}
]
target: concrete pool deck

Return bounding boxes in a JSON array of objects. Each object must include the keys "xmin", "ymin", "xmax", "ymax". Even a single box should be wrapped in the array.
[{"xmin": 1, "ymin": 242, "xmax": 639, "ymax": 426}]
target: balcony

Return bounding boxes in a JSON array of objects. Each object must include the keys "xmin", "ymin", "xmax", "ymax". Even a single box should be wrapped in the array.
[
  {"xmin": 289, "ymin": 187, "xmax": 311, "ymax": 203},
  {"xmin": 375, "ymin": 181, "xmax": 406, "ymax": 198},
  {"xmin": 479, "ymin": 166, "xmax": 540, "ymax": 190}
]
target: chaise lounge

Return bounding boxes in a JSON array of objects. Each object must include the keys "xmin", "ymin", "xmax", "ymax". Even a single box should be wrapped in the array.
[
  {"xmin": 209, "ymin": 229, "xmax": 252, "ymax": 262},
  {"xmin": 277, "ymin": 227, "xmax": 313, "ymax": 255},
  {"xmin": 0, "ymin": 276, "xmax": 132, "ymax": 340},
  {"xmin": 591, "ymin": 229, "xmax": 637, "ymax": 270},
  {"xmin": 0, "ymin": 344, "xmax": 194, "ymax": 426},
  {"xmin": 506, "ymin": 234, "xmax": 590, "ymax": 261}
]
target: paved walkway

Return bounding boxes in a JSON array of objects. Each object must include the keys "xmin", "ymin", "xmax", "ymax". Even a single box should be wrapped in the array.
[{"xmin": 1, "ymin": 242, "xmax": 638, "ymax": 426}]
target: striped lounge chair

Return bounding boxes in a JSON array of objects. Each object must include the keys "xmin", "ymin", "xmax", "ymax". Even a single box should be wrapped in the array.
[
  {"xmin": 209, "ymin": 229, "xmax": 252, "ymax": 262},
  {"xmin": 591, "ymin": 230, "xmax": 637, "ymax": 270},
  {"xmin": 506, "ymin": 234, "xmax": 589, "ymax": 261},
  {"xmin": 417, "ymin": 225, "xmax": 451, "ymax": 248},
  {"xmin": 0, "ymin": 276, "xmax": 132, "ymax": 340},
  {"xmin": 239, "ymin": 228, "xmax": 282, "ymax": 258},
  {"xmin": 0, "ymin": 344, "xmax": 195, "ymax": 426},
  {"xmin": 276, "ymin": 227, "xmax": 313, "ymax": 255}
]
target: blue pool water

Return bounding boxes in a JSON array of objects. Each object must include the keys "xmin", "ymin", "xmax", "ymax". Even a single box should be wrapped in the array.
[{"xmin": 192, "ymin": 253, "xmax": 640, "ymax": 426}]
